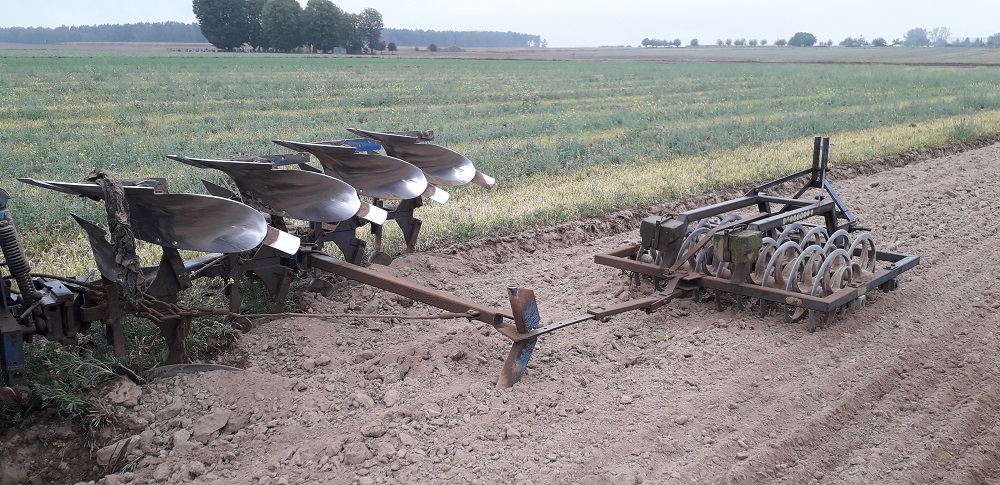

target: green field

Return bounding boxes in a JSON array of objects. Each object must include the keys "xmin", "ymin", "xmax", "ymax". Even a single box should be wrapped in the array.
[
  {"xmin": 523, "ymin": 45, "xmax": 1000, "ymax": 64},
  {"xmin": 2, "ymin": 48, "xmax": 1000, "ymax": 273}
]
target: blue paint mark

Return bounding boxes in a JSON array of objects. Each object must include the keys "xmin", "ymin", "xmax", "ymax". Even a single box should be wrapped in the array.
[
  {"xmin": 522, "ymin": 300, "xmax": 541, "ymax": 331},
  {"xmin": 517, "ymin": 338, "xmax": 537, "ymax": 368},
  {"xmin": 341, "ymin": 138, "xmax": 383, "ymax": 152},
  {"xmin": 512, "ymin": 338, "xmax": 538, "ymax": 381},
  {"xmin": 2, "ymin": 334, "xmax": 22, "ymax": 365}
]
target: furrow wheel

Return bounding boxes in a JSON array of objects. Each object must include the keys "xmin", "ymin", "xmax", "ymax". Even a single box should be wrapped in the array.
[
  {"xmin": 776, "ymin": 223, "xmax": 807, "ymax": 246},
  {"xmin": 783, "ymin": 244, "xmax": 824, "ymax": 322},
  {"xmin": 848, "ymin": 233, "xmax": 877, "ymax": 275},
  {"xmin": 806, "ymin": 248, "xmax": 852, "ymax": 331},
  {"xmin": 822, "ymin": 229, "xmax": 851, "ymax": 255}
]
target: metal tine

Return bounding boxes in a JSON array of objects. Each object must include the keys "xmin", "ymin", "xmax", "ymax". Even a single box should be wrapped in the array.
[
  {"xmin": 18, "ymin": 178, "xmax": 273, "ymax": 254},
  {"xmin": 69, "ymin": 214, "xmax": 118, "ymax": 281},
  {"xmin": 348, "ymin": 128, "xmax": 496, "ymax": 189},
  {"xmin": 271, "ymin": 139, "xmax": 449, "ymax": 204},
  {"xmin": 18, "ymin": 178, "xmax": 107, "ymax": 200},
  {"xmin": 202, "ymin": 179, "xmax": 239, "ymax": 199},
  {"xmin": 168, "ymin": 155, "xmax": 387, "ymax": 225}
]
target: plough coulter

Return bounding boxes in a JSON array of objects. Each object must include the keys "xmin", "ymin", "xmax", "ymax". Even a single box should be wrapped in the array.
[{"xmin": 1, "ymin": 134, "xmax": 917, "ymax": 404}]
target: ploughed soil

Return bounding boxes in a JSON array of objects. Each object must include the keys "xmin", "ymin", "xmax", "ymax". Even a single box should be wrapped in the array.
[
  {"xmin": 3, "ymin": 139, "xmax": 1000, "ymax": 485},
  {"xmin": 3, "ymin": 42, "xmax": 1000, "ymax": 67}
]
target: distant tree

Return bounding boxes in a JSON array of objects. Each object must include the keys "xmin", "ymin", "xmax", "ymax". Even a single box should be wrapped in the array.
[
  {"xmin": 382, "ymin": 29, "xmax": 542, "ymax": 48},
  {"xmin": 246, "ymin": 0, "xmax": 267, "ymax": 50},
  {"xmin": 734, "ymin": 38, "xmax": 746, "ymax": 46},
  {"xmin": 356, "ymin": 8, "xmax": 383, "ymax": 53},
  {"xmin": 761, "ymin": 39, "xmax": 768, "ymax": 46},
  {"xmin": 951, "ymin": 37, "xmax": 986, "ymax": 47},
  {"xmin": 0, "ymin": 22, "xmax": 208, "ymax": 44},
  {"xmin": 988, "ymin": 33, "xmax": 1000, "ymax": 47},
  {"xmin": 840, "ymin": 36, "xmax": 868, "ymax": 47},
  {"xmin": 261, "ymin": 0, "xmax": 302, "ymax": 51},
  {"xmin": 748, "ymin": 39, "xmax": 758, "ymax": 46},
  {"xmin": 302, "ymin": 0, "xmax": 345, "ymax": 52},
  {"xmin": 725, "ymin": 38, "xmax": 733, "ymax": 46},
  {"xmin": 788, "ymin": 32, "xmax": 817, "ymax": 47},
  {"xmin": 387, "ymin": 42, "xmax": 397, "ymax": 52},
  {"xmin": 774, "ymin": 38, "xmax": 787, "ymax": 46},
  {"xmin": 872, "ymin": 37, "xmax": 887, "ymax": 47},
  {"xmin": 930, "ymin": 26, "xmax": 951, "ymax": 46},
  {"xmin": 716, "ymin": 38, "xmax": 724, "ymax": 46},
  {"xmin": 641, "ymin": 38, "xmax": 650, "ymax": 47},
  {"xmin": 428, "ymin": 43, "xmax": 438, "ymax": 52},
  {"xmin": 689, "ymin": 38, "xmax": 699, "ymax": 47},
  {"xmin": 904, "ymin": 27, "xmax": 930, "ymax": 47},
  {"xmin": 343, "ymin": 12, "xmax": 363, "ymax": 53},
  {"xmin": 192, "ymin": 0, "xmax": 250, "ymax": 50},
  {"xmin": 643, "ymin": 38, "xmax": 678, "ymax": 47}
]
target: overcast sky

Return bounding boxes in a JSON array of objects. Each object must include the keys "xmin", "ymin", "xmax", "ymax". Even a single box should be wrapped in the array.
[{"xmin": 1, "ymin": 0, "xmax": 997, "ymax": 47}]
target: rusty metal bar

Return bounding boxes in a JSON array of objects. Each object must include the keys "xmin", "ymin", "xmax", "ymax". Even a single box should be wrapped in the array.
[
  {"xmin": 745, "ymin": 167, "xmax": 813, "ymax": 196},
  {"xmin": 753, "ymin": 194, "xmax": 824, "ymax": 207},
  {"xmin": 745, "ymin": 200, "xmax": 836, "ymax": 233},
  {"xmin": 305, "ymin": 251, "xmax": 513, "ymax": 327},
  {"xmin": 507, "ymin": 313, "xmax": 594, "ymax": 342},
  {"xmin": 587, "ymin": 294, "xmax": 679, "ymax": 319},
  {"xmin": 675, "ymin": 196, "xmax": 759, "ymax": 223},
  {"xmin": 595, "ymin": 244, "xmax": 655, "ymax": 273}
]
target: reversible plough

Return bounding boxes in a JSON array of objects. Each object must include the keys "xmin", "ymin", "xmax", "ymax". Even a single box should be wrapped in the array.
[{"xmin": 0, "ymin": 134, "xmax": 918, "ymax": 404}]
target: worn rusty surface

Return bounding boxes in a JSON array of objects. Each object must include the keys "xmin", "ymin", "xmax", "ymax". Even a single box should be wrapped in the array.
[
  {"xmin": 305, "ymin": 251, "xmax": 513, "ymax": 327},
  {"xmin": 497, "ymin": 287, "xmax": 541, "ymax": 388}
]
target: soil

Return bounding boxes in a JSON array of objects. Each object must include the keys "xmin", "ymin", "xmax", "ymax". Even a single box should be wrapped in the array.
[{"xmin": 3, "ymin": 140, "xmax": 1000, "ymax": 484}]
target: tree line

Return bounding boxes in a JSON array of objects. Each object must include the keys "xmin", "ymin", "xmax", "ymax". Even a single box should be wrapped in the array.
[
  {"xmin": 192, "ymin": 0, "xmax": 382, "ymax": 53},
  {"xmin": 644, "ymin": 27, "xmax": 1000, "ymax": 49},
  {"xmin": 382, "ymin": 29, "xmax": 543, "ymax": 49},
  {"xmin": 0, "ymin": 21, "xmax": 543, "ymax": 52},
  {"xmin": 0, "ymin": 22, "xmax": 207, "ymax": 44}
]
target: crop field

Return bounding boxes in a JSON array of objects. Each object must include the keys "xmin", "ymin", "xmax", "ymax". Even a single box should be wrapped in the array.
[{"xmin": 2, "ymin": 48, "xmax": 1000, "ymax": 273}]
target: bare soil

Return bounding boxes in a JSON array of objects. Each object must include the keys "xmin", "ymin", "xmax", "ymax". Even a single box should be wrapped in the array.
[
  {"xmin": 3, "ymin": 140, "xmax": 1000, "ymax": 484},
  {"xmin": 4, "ymin": 42, "xmax": 1000, "ymax": 67}
]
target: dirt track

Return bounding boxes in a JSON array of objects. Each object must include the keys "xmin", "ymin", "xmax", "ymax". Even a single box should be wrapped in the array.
[{"xmin": 5, "ymin": 142, "xmax": 1000, "ymax": 484}]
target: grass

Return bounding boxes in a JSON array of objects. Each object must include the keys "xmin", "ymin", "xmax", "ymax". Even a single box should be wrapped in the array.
[
  {"xmin": 3, "ymin": 51, "xmax": 1000, "ymax": 268},
  {"xmin": 530, "ymin": 45, "xmax": 1000, "ymax": 65}
]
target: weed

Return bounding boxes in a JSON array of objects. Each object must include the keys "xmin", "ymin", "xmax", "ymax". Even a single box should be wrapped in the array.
[
  {"xmin": 0, "ymin": 339, "xmax": 117, "ymax": 429},
  {"xmin": 947, "ymin": 118, "xmax": 982, "ymax": 141}
]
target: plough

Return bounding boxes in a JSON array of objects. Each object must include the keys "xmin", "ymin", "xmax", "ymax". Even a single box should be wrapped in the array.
[{"xmin": 0, "ymin": 134, "xmax": 918, "ymax": 405}]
